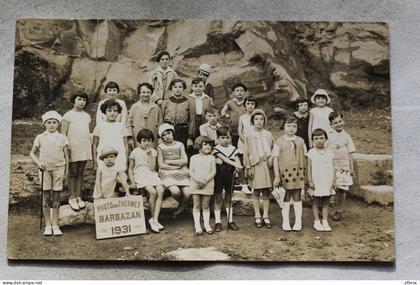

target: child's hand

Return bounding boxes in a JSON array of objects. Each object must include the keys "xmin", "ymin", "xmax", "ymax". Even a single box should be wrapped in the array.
[
  {"xmin": 146, "ymin": 147, "xmax": 152, "ymax": 155},
  {"xmin": 125, "ymin": 190, "xmax": 131, "ymax": 197},
  {"xmin": 246, "ymin": 168, "xmax": 253, "ymax": 179},
  {"xmin": 187, "ymin": 139, "xmax": 193, "ymax": 149},
  {"xmin": 268, "ymin": 156, "xmax": 273, "ymax": 167},
  {"xmin": 307, "ymin": 187, "xmax": 315, "ymax": 198},
  {"xmin": 37, "ymin": 162, "xmax": 45, "ymax": 171},
  {"xmin": 273, "ymin": 177, "xmax": 281, "ymax": 187}
]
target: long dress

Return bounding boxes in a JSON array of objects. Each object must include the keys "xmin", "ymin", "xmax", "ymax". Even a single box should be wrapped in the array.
[
  {"xmin": 93, "ymin": 121, "xmax": 128, "ymax": 171},
  {"xmin": 306, "ymin": 148, "xmax": 335, "ymax": 197},
  {"xmin": 62, "ymin": 109, "xmax": 92, "ymax": 162},
  {"xmin": 273, "ymin": 135, "xmax": 307, "ymax": 190}
]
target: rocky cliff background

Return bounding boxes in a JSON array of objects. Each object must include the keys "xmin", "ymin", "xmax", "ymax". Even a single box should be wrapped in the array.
[{"xmin": 13, "ymin": 19, "xmax": 390, "ymax": 119}]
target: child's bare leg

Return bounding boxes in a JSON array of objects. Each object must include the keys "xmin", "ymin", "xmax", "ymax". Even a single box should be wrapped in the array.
[
  {"xmin": 252, "ymin": 189, "xmax": 262, "ymax": 218},
  {"xmin": 336, "ymin": 189, "xmax": 346, "ymax": 212},
  {"xmin": 144, "ymin": 186, "xmax": 157, "ymax": 219},
  {"xmin": 180, "ymin": 186, "xmax": 191, "ymax": 211},
  {"xmin": 117, "ymin": 173, "xmax": 130, "ymax": 195},
  {"xmin": 202, "ymin": 195, "xmax": 212, "ymax": 232},
  {"xmin": 321, "ymin": 196, "xmax": 331, "ymax": 231},
  {"xmin": 192, "ymin": 194, "xmax": 202, "ymax": 233},
  {"xmin": 76, "ymin": 161, "xmax": 87, "ymax": 198},
  {"xmin": 153, "ymin": 185, "xmax": 165, "ymax": 221},
  {"xmin": 262, "ymin": 189, "xmax": 270, "ymax": 219},
  {"xmin": 68, "ymin": 162, "xmax": 78, "ymax": 199},
  {"xmin": 42, "ymin": 190, "xmax": 52, "ymax": 227}
]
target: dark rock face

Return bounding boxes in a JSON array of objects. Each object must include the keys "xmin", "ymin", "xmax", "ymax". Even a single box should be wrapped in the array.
[{"xmin": 13, "ymin": 20, "xmax": 390, "ymax": 119}]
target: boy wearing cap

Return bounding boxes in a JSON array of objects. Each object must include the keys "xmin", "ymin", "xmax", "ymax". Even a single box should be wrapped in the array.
[
  {"xmin": 197, "ymin": 63, "xmax": 215, "ymax": 101},
  {"xmin": 30, "ymin": 111, "xmax": 69, "ymax": 236},
  {"xmin": 93, "ymin": 146, "xmax": 130, "ymax": 199}
]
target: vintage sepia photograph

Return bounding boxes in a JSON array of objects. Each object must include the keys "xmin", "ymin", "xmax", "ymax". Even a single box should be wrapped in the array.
[{"xmin": 7, "ymin": 19, "xmax": 393, "ymax": 262}]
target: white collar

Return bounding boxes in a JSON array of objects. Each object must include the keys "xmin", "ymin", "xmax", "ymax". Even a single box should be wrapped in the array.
[
  {"xmin": 189, "ymin": 92, "xmax": 209, "ymax": 99},
  {"xmin": 156, "ymin": 66, "xmax": 174, "ymax": 74}
]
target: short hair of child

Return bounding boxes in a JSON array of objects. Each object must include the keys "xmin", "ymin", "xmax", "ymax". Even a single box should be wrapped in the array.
[
  {"xmin": 250, "ymin": 109, "xmax": 267, "ymax": 126},
  {"xmin": 100, "ymin": 99, "xmax": 122, "ymax": 114},
  {"xmin": 137, "ymin": 128, "xmax": 155, "ymax": 143},
  {"xmin": 285, "ymin": 114, "xmax": 298, "ymax": 126},
  {"xmin": 216, "ymin": 126, "xmax": 231, "ymax": 138},
  {"xmin": 328, "ymin": 111, "xmax": 343, "ymax": 123},
  {"xmin": 244, "ymin": 95, "xmax": 258, "ymax": 107},
  {"xmin": 104, "ymin": 81, "xmax": 120, "ymax": 93},
  {"xmin": 311, "ymin": 128, "xmax": 328, "ymax": 140},
  {"xmin": 156, "ymin": 51, "xmax": 170, "ymax": 62},
  {"xmin": 169, "ymin": 78, "xmax": 187, "ymax": 90},
  {"xmin": 137, "ymin": 82, "xmax": 154, "ymax": 95},
  {"xmin": 295, "ymin": 97, "xmax": 309, "ymax": 108},
  {"xmin": 69, "ymin": 91, "xmax": 89, "ymax": 104},
  {"xmin": 231, "ymin": 83, "xmax": 248, "ymax": 92},
  {"xmin": 194, "ymin": 135, "xmax": 214, "ymax": 151},
  {"xmin": 191, "ymin": 78, "xmax": 205, "ymax": 86},
  {"xmin": 205, "ymin": 105, "xmax": 219, "ymax": 115}
]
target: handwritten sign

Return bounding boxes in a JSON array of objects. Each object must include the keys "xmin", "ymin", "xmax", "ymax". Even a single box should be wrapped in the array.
[{"xmin": 94, "ymin": 196, "xmax": 146, "ymax": 240}]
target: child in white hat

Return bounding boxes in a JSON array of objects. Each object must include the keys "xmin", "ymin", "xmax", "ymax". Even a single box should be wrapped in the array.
[
  {"xmin": 197, "ymin": 63, "xmax": 215, "ymax": 101},
  {"xmin": 30, "ymin": 110, "xmax": 69, "ymax": 236},
  {"xmin": 308, "ymin": 89, "xmax": 334, "ymax": 147}
]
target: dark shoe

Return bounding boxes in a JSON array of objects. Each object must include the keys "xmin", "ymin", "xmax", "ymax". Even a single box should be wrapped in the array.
[
  {"xmin": 263, "ymin": 218, "xmax": 272, "ymax": 228},
  {"xmin": 255, "ymin": 217, "xmax": 262, "ymax": 228},
  {"xmin": 228, "ymin": 222, "xmax": 238, "ymax": 231},
  {"xmin": 332, "ymin": 211, "xmax": 342, "ymax": 221},
  {"xmin": 214, "ymin": 223, "xmax": 222, "ymax": 232}
]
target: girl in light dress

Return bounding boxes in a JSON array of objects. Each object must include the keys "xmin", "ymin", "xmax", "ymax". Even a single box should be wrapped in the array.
[
  {"xmin": 243, "ymin": 109, "xmax": 274, "ymax": 229},
  {"xmin": 61, "ymin": 91, "xmax": 92, "ymax": 211},
  {"xmin": 189, "ymin": 136, "xmax": 217, "ymax": 235},
  {"xmin": 92, "ymin": 99, "xmax": 129, "ymax": 172},
  {"xmin": 307, "ymin": 128, "xmax": 336, "ymax": 232},
  {"xmin": 128, "ymin": 129, "xmax": 165, "ymax": 233},
  {"xmin": 308, "ymin": 89, "xmax": 334, "ymax": 147}
]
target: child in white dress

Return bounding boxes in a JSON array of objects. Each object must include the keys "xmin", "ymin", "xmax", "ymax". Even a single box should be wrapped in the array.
[
  {"xmin": 308, "ymin": 89, "xmax": 334, "ymax": 147},
  {"xmin": 307, "ymin": 128, "xmax": 336, "ymax": 232},
  {"xmin": 92, "ymin": 99, "xmax": 129, "ymax": 171},
  {"xmin": 93, "ymin": 146, "xmax": 130, "ymax": 199},
  {"xmin": 61, "ymin": 91, "xmax": 91, "ymax": 211},
  {"xmin": 189, "ymin": 136, "xmax": 217, "ymax": 235},
  {"xmin": 128, "ymin": 129, "xmax": 165, "ymax": 233}
]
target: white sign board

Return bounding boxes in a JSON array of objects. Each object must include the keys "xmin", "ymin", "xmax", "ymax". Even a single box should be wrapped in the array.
[{"xmin": 94, "ymin": 196, "xmax": 146, "ymax": 239}]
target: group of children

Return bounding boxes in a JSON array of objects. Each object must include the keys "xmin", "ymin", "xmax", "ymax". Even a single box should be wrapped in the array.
[{"xmin": 30, "ymin": 51, "xmax": 356, "ymax": 237}]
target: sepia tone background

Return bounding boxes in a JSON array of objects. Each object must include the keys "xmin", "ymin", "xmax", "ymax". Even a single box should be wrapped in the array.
[{"xmin": 1, "ymin": 0, "xmax": 419, "ymax": 279}]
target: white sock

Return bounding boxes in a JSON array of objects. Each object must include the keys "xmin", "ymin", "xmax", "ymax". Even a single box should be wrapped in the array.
[
  {"xmin": 203, "ymin": 210, "xmax": 211, "ymax": 230},
  {"xmin": 214, "ymin": 210, "xmax": 221, "ymax": 223},
  {"xmin": 192, "ymin": 210, "xmax": 202, "ymax": 232},
  {"xmin": 226, "ymin": 207, "xmax": 233, "ymax": 222}
]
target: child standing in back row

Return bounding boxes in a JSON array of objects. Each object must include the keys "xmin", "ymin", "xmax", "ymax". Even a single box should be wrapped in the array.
[
  {"xmin": 30, "ymin": 111, "xmax": 69, "ymax": 236},
  {"xmin": 243, "ymin": 109, "xmax": 274, "ymax": 229},
  {"xmin": 307, "ymin": 128, "xmax": 335, "ymax": 232},
  {"xmin": 293, "ymin": 97, "xmax": 310, "ymax": 150},
  {"xmin": 150, "ymin": 51, "xmax": 178, "ymax": 105},
  {"xmin": 221, "ymin": 83, "xmax": 247, "ymax": 147},
  {"xmin": 326, "ymin": 112, "xmax": 356, "ymax": 221},
  {"xmin": 308, "ymin": 89, "xmax": 334, "ymax": 147},
  {"xmin": 96, "ymin": 81, "xmax": 128, "ymax": 128},
  {"xmin": 61, "ymin": 91, "xmax": 92, "ymax": 211}
]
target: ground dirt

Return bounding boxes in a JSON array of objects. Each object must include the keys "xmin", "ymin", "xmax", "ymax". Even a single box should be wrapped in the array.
[{"xmin": 7, "ymin": 199, "xmax": 394, "ymax": 262}]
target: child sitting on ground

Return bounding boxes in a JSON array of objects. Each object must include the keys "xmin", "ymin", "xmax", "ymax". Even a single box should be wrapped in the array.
[
  {"xmin": 93, "ymin": 146, "xmax": 130, "ymax": 199},
  {"xmin": 30, "ymin": 111, "xmax": 69, "ymax": 236},
  {"xmin": 213, "ymin": 126, "xmax": 243, "ymax": 232}
]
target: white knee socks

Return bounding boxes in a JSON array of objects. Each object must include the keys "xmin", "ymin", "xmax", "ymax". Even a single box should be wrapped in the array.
[
  {"xmin": 193, "ymin": 210, "xmax": 202, "ymax": 232},
  {"xmin": 214, "ymin": 210, "xmax": 221, "ymax": 224},
  {"xmin": 203, "ymin": 210, "xmax": 211, "ymax": 231},
  {"xmin": 292, "ymin": 201, "xmax": 302, "ymax": 231},
  {"xmin": 225, "ymin": 207, "xmax": 233, "ymax": 222},
  {"xmin": 282, "ymin": 202, "xmax": 291, "ymax": 231}
]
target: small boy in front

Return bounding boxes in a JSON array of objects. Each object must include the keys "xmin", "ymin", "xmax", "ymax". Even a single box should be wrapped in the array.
[{"xmin": 30, "ymin": 111, "xmax": 69, "ymax": 236}]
